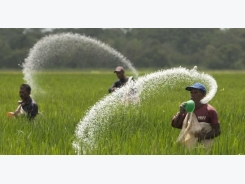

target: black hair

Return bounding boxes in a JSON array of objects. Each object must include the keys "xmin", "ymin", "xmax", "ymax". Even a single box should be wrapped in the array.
[{"xmin": 20, "ymin": 84, "xmax": 31, "ymax": 93}]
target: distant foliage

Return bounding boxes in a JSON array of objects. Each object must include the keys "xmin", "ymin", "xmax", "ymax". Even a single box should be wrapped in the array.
[{"xmin": 0, "ymin": 28, "xmax": 245, "ymax": 70}]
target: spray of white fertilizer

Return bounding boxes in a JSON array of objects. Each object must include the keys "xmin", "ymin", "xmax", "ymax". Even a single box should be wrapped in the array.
[
  {"xmin": 21, "ymin": 32, "xmax": 138, "ymax": 98},
  {"xmin": 72, "ymin": 66, "xmax": 218, "ymax": 154}
]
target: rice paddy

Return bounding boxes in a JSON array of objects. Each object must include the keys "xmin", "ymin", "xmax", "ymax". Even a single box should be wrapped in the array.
[{"xmin": 0, "ymin": 70, "xmax": 244, "ymax": 155}]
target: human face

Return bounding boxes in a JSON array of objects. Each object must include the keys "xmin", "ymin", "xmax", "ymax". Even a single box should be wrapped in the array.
[
  {"xmin": 115, "ymin": 71, "xmax": 124, "ymax": 79},
  {"xmin": 189, "ymin": 88, "xmax": 205, "ymax": 104},
  {"xmin": 19, "ymin": 87, "xmax": 30, "ymax": 101}
]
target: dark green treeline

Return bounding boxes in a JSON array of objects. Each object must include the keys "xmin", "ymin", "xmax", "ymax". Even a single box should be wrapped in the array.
[{"xmin": 0, "ymin": 28, "xmax": 244, "ymax": 70}]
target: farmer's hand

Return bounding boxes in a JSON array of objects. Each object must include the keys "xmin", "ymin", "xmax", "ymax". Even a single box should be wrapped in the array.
[
  {"xmin": 179, "ymin": 102, "xmax": 186, "ymax": 114},
  {"xmin": 112, "ymin": 87, "xmax": 117, "ymax": 92}
]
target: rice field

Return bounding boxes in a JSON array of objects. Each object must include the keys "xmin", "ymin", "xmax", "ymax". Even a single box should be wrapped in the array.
[{"xmin": 0, "ymin": 69, "xmax": 244, "ymax": 155}]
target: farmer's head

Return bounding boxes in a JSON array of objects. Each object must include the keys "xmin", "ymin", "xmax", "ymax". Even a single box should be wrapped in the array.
[
  {"xmin": 19, "ymin": 84, "xmax": 31, "ymax": 101},
  {"xmin": 185, "ymin": 83, "xmax": 206, "ymax": 103},
  {"xmin": 114, "ymin": 66, "xmax": 125, "ymax": 80}
]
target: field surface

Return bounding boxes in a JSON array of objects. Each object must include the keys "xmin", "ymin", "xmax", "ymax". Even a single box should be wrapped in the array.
[{"xmin": 0, "ymin": 69, "xmax": 244, "ymax": 155}]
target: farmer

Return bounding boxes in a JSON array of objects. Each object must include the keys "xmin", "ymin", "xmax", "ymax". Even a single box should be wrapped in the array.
[
  {"xmin": 11, "ymin": 84, "xmax": 39, "ymax": 120},
  {"xmin": 171, "ymin": 82, "xmax": 221, "ymax": 148},
  {"xmin": 108, "ymin": 66, "xmax": 134, "ymax": 93}
]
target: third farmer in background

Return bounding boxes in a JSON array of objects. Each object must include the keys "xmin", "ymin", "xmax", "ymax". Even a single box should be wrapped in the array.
[{"xmin": 108, "ymin": 66, "xmax": 133, "ymax": 93}]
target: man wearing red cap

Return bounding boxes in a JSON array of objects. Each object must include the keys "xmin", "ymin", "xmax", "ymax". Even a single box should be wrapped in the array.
[{"xmin": 108, "ymin": 66, "xmax": 133, "ymax": 93}]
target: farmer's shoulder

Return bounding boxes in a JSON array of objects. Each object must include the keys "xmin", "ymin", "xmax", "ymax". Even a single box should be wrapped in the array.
[{"xmin": 206, "ymin": 104, "xmax": 218, "ymax": 113}]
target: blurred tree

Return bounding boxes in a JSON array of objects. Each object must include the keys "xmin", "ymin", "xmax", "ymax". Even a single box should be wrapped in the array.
[{"xmin": 0, "ymin": 28, "xmax": 245, "ymax": 70}]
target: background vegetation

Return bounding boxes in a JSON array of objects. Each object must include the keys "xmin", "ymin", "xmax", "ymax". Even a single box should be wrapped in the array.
[{"xmin": 1, "ymin": 28, "xmax": 245, "ymax": 70}]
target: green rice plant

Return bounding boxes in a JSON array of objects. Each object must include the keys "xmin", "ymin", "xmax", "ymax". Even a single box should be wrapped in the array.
[{"xmin": 0, "ymin": 70, "xmax": 245, "ymax": 155}]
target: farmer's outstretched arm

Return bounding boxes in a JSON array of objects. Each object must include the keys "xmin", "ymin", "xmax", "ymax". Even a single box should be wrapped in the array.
[
  {"xmin": 13, "ymin": 104, "xmax": 22, "ymax": 117},
  {"xmin": 108, "ymin": 81, "xmax": 118, "ymax": 93}
]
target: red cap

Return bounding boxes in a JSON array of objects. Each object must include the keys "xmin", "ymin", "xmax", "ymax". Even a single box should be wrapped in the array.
[{"xmin": 114, "ymin": 66, "xmax": 124, "ymax": 73}]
